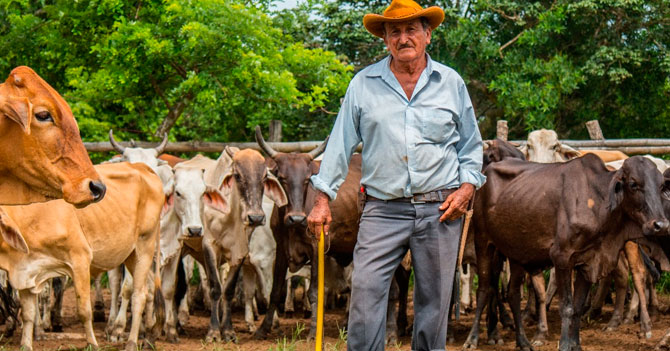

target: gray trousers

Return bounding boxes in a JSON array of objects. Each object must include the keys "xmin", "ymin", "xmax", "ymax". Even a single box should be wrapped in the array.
[{"xmin": 347, "ymin": 200, "xmax": 461, "ymax": 351}]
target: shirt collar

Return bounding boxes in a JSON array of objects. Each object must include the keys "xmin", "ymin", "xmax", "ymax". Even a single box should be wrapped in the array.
[{"xmin": 365, "ymin": 54, "xmax": 441, "ymax": 81}]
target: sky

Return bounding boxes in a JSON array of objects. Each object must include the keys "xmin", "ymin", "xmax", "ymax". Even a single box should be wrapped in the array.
[{"xmin": 272, "ymin": 0, "xmax": 299, "ymax": 10}]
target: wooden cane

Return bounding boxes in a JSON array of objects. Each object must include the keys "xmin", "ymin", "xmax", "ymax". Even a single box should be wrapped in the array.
[
  {"xmin": 457, "ymin": 194, "xmax": 475, "ymax": 267},
  {"xmin": 315, "ymin": 225, "xmax": 325, "ymax": 351}
]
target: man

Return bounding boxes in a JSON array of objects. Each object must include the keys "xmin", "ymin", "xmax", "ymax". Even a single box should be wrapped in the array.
[{"xmin": 307, "ymin": 0, "xmax": 485, "ymax": 350}]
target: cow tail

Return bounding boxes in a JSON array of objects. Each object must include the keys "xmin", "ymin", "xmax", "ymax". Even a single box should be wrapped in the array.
[
  {"xmin": 151, "ymin": 227, "xmax": 166, "ymax": 340},
  {"xmin": 175, "ymin": 255, "xmax": 187, "ymax": 311},
  {"xmin": 639, "ymin": 245, "xmax": 661, "ymax": 283}
]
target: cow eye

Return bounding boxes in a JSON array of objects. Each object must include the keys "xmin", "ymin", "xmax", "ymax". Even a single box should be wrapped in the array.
[
  {"xmin": 175, "ymin": 191, "xmax": 182, "ymax": 197},
  {"xmin": 234, "ymin": 173, "xmax": 241, "ymax": 181},
  {"xmin": 35, "ymin": 111, "xmax": 53, "ymax": 122},
  {"xmin": 629, "ymin": 182, "xmax": 638, "ymax": 190}
]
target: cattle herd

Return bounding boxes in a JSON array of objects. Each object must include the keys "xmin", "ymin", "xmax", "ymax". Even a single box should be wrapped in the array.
[{"xmin": 3, "ymin": 65, "xmax": 670, "ymax": 351}]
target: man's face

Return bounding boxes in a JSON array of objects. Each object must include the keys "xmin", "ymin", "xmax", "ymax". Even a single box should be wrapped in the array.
[{"xmin": 383, "ymin": 19, "xmax": 431, "ymax": 64}]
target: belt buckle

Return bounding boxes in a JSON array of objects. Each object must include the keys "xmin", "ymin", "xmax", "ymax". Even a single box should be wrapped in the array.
[{"xmin": 410, "ymin": 195, "xmax": 426, "ymax": 204}]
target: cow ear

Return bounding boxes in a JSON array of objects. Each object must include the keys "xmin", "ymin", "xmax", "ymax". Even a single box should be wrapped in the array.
[
  {"xmin": 161, "ymin": 193, "xmax": 175, "ymax": 217},
  {"xmin": 559, "ymin": 144, "xmax": 582, "ymax": 160},
  {"xmin": 220, "ymin": 173, "xmax": 235, "ymax": 195},
  {"xmin": 265, "ymin": 157, "xmax": 277, "ymax": 174},
  {"xmin": 608, "ymin": 169, "xmax": 625, "ymax": 211},
  {"xmin": 264, "ymin": 173, "xmax": 288, "ymax": 207},
  {"xmin": 310, "ymin": 160, "xmax": 321, "ymax": 175},
  {"xmin": 517, "ymin": 143, "xmax": 529, "ymax": 160},
  {"xmin": 204, "ymin": 187, "xmax": 230, "ymax": 214},
  {"xmin": 0, "ymin": 210, "xmax": 28, "ymax": 254},
  {"xmin": 0, "ymin": 96, "xmax": 32, "ymax": 134}
]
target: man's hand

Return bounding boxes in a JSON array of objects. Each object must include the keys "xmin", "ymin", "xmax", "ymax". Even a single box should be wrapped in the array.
[
  {"xmin": 439, "ymin": 183, "xmax": 475, "ymax": 222},
  {"xmin": 307, "ymin": 191, "xmax": 332, "ymax": 237}
]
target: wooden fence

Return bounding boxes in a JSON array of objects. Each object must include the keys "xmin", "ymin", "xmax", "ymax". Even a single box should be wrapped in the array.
[{"xmin": 85, "ymin": 120, "xmax": 670, "ymax": 156}]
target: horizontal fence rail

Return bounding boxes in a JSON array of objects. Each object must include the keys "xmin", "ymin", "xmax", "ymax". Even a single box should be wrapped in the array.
[{"xmin": 84, "ymin": 138, "xmax": 670, "ymax": 156}]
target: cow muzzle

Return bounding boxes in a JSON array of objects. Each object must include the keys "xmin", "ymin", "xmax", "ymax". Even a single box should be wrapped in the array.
[
  {"xmin": 644, "ymin": 219, "xmax": 670, "ymax": 235},
  {"xmin": 247, "ymin": 214, "xmax": 266, "ymax": 226},
  {"xmin": 285, "ymin": 214, "xmax": 307, "ymax": 227},
  {"xmin": 89, "ymin": 180, "xmax": 106, "ymax": 203},
  {"xmin": 187, "ymin": 226, "xmax": 203, "ymax": 237}
]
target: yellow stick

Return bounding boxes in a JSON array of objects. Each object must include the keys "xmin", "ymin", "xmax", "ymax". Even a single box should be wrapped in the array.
[{"xmin": 315, "ymin": 225, "xmax": 325, "ymax": 351}]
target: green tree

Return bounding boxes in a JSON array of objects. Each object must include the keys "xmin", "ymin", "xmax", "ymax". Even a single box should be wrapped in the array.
[{"xmin": 0, "ymin": 0, "xmax": 352, "ymax": 143}]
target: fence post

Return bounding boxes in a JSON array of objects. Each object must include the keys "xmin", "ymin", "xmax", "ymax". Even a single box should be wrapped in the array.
[
  {"xmin": 269, "ymin": 120, "xmax": 282, "ymax": 142},
  {"xmin": 496, "ymin": 120, "xmax": 508, "ymax": 141},
  {"xmin": 586, "ymin": 120, "xmax": 604, "ymax": 141}
]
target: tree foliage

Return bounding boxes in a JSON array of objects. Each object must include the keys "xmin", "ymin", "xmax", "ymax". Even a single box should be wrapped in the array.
[
  {"xmin": 283, "ymin": 0, "xmax": 670, "ymax": 140},
  {"xmin": 0, "ymin": 0, "xmax": 352, "ymax": 143}
]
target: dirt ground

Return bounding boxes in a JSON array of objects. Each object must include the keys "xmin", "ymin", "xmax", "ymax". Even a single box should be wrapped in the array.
[{"xmin": 3, "ymin": 286, "xmax": 670, "ymax": 351}]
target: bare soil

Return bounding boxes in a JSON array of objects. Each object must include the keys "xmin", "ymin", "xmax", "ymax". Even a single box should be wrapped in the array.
[{"xmin": 2, "ymin": 286, "xmax": 669, "ymax": 351}]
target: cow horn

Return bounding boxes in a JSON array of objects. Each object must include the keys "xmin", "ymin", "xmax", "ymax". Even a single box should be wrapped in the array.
[
  {"xmin": 255, "ymin": 125, "xmax": 278, "ymax": 158},
  {"xmin": 154, "ymin": 133, "xmax": 169, "ymax": 155},
  {"xmin": 308, "ymin": 135, "xmax": 329, "ymax": 159},
  {"xmin": 108, "ymin": 129, "xmax": 126, "ymax": 154},
  {"xmin": 225, "ymin": 146, "xmax": 237, "ymax": 159},
  {"xmin": 483, "ymin": 140, "xmax": 491, "ymax": 150}
]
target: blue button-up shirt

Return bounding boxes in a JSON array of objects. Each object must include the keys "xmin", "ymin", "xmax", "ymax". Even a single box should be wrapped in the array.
[{"xmin": 311, "ymin": 55, "xmax": 486, "ymax": 200}]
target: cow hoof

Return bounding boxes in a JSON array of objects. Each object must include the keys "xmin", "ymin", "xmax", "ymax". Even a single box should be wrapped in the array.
[
  {"xmin": 463, "ymin": 337, "xmax": 478, "ymax": 349},
  {"xmin": 254, "ymin": 328, "xmax": 270, "ymax": 340},
  {"xmin": 124, "ymin": 341, "xmax": 137, "ymax": 351},
  {"xmin": 640, "ymin": 331, "xmax": 653, "ymax": 339},
  {"xmin": 487, "ymin": 337, "xmax": 503, "ymax": 345},
  {"xmin": 177, "ymin": 322, "xmax": 186, "ymax": 336},
  {"xmin": 272, "ymin": 318, "xmax": 280, "ymax": 330},
  {"xmin": 51, "ymin": 323, "xmax": 63, "ymax": 333},
  {"xmin": 623, "ymin": 317, "xmax": 634, "ymax": 325},
  {"xmin": 20, "ymin": 345, "xmax": 32, "ymax": 351},
  {"xmin": 531, "ymin": 339, "xmax": 544, "ymax": 347},
  {"xmin": 247, "ymin": 324, "xmax": 257, "ymax": 333},
  {"xmin": 205, "ymin": 329, "xmax": 222, "ymax": 343},
  {"xmin": 110, "ymin": 329, "xmax": 125, "ymax": 343},
  {"xmin": 223, "ymin": 330, "xmax": 238, "ymax": 343},
  {"xmin": 93, "ymin": 309, "xmax": 106, "ymax": 323},
  {"xmin": 386, "ymin": 333, "xmax": 398, "ymax": 346},
  {"xmin": 167, "ymin": 329, "xmax": 180, "ymax": 343}
]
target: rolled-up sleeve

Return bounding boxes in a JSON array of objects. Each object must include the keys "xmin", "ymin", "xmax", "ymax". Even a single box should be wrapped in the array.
[
  {"xmin": 310, "ymin": 81, "xmax": 362, "ymax": 200},
  {"xmin": 454, "ymin": 78, "xmax": 486, "ymax": 189}
]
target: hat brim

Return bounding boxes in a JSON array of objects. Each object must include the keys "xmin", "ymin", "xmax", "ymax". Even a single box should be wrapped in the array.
[{"xmin": 363, "ymin": 6, "xmax": 444, "ymax": 38}]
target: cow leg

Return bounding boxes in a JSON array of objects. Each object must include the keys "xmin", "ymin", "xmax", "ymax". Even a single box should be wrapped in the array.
[
  {"xmin": 202, "ymin": 243, "xmax": 223, "ymax": 343},
  {"xmin": 486, "ymin": 251, "xmax": 509, "ymax": 345},
  {"xmin": 285, "ymin": 275, "xmax": 296, "ymax": 318},
  {"xmin": 162, "ymin": 255, "xmax": 181, "ymax": 343},
  {"xmin": 385, "ymin": 276, "xmax": 399, "ymax": 346},
  {"xmin": 529, "ymin": 272, "xmax": 548, "ymax": 346},
  {"xmin": 650, "ymin": 281, "xmax": 660, "ymax": 322},
  {"xmin": 545, "ymin": 268, "xmax": 558, "ymax": 311},
  {"xmin": 587, "ymin": 275, "xmax": 609, "ymax": 320},
  {"xmin": 51, "ymin": 276, "xmax": 65, "ymax": 332},
  {"xmin": 463, "ymin": 244, "xmax": 496, "ymax": 349},
  {"xmin": 607, "ymin": 254, "xmax": 628, "ymax": 331},
  {"xmin": 221, "ymin": 263, "xmax": 242, "ymax": 342},
  {"xmin": 625, "ymin": 242, "xmax": 652, "ymax": 339},
  {"xmin": 109, "ymin": 270, "xmax": 132, "ymax": 342},
  {"xmin": 19, "ymin": 289, "xmax": 37, "ymax": 351},
  {"xmin": 508, "ymin": 262, "xmax": 533, "ymax": 351},
  {"xmin": 556, "ymin": 267, "xmax": 576, "ymax": 351},
  {"xmin": 242, "ymin": 263, "xmax": 258, "ymax": 333},
  {"xmin": 105, "ymin": 265, "xmax": 123, "ymax": 337},
  {"xmin": 124, "ymin": 247, "xmax": 153, "ymax": 351},
  {"xmin": 34, "ymin": 282, "xmax": 49, "ymax": 340},
  {"xmin": 523, "ymin": 275, "xmax": 538, "ymax": 325},
  {"xmin": 568, "ymin": 272, "xmax": 591, "ymax": 351},
  {"xmin": 94, "ymin": 274, "xmax": 106, "ymax": 322},
  {"xmin": 395, "ymin": 265, "xmax": 410, "ymax": 336},
  {"xmin": 72, "ymin": 258, "xmax": 98, "ymax": 348},
  {"xmin": 460, "ymin": 264, "xmax": 472, "ymax": 313},
  {"xmin": 255, "ymin": 231, "xmax": 290, "ymax": 340}
]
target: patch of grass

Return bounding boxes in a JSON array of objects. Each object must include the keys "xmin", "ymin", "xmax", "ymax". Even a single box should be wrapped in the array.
[
  {"xmin": 656, "ymin": 272, "xmax": 670, "ymax": 293},
  {"xmin": 268, "ymin": 322, "xmax": 305, "ymax": 351},
  {"xmin": 324, "ymin": 326, "xmax": 347, "ymax": 351}
]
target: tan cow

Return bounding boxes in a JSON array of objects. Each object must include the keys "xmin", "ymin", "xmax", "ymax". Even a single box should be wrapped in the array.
[
  {"xmin": 0, "ymin": 66, "xmax": 104, "ymax": 206},
  {"xmin": 0, "ymin": 162, "xmax": 170, "ymax": 351}
]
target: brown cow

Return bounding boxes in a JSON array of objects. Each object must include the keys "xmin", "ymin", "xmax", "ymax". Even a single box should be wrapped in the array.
[
  {"xmin": 0, "ymin": 162, "xmax": 165, "ymax": 351},
  {"xmin": 0, "ymin": 66, "xmax": 104, "ymax": 206},
  {"xmin": 474, "ymin": 154, "xmax": 668, "ymax": 351}
]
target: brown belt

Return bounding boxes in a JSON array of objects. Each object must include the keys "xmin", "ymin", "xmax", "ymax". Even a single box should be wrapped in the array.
[{"xmin": 366, "ymin": 189, "xmax": 455, "ymax": 204}]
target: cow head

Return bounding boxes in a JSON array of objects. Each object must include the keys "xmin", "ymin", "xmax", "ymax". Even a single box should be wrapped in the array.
[
  {"xmin": 219, "ymin": 146, "xmax": 287, "ymax": 227},
  {"xmin": 164, "ymin": 166, "xmax": 228, "ymax": 238},
  {"xmin": 255, "ymin": 125, "xmax": 327, "ymax": 227},
  {"xmin": 483, "ymin": 139, "xmax": 525, "ymax": 168},
  {"xmin": 0, "ymin": 66, "xmax": 104, "ymax": 206},
  {"xmin": 109, "ymin": 129, "xmax": 169, "ymax": 170},
  {"xmin": 609, "ymin": 156, "xmax": 669, "ymax": 236},
  {"xmin": 519, "ymin": 129, "xmax": 581, "ymax": 163}
]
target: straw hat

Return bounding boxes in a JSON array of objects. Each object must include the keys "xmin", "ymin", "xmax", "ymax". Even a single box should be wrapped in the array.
[{"xmin": 363, "ymin": 0, "xmax": 445, "ymax": 38}]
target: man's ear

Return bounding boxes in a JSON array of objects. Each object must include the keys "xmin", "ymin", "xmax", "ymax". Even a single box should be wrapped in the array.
[
  {"xmin": 0, "ymin": 210, "xmax": 28, "ymax": 253},
  {"xmin": 204, "ymin": 187, "xmax": 230, "ymax": 214},
  {"xmin": 0, "ymin": 96, "xmax": 32, "ymax": 134}
]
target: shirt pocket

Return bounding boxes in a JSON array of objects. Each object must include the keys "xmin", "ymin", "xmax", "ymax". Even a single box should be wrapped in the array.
[{"xmin": 421, "ymin": 109, "xmax": 456, "ymax": 143}]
